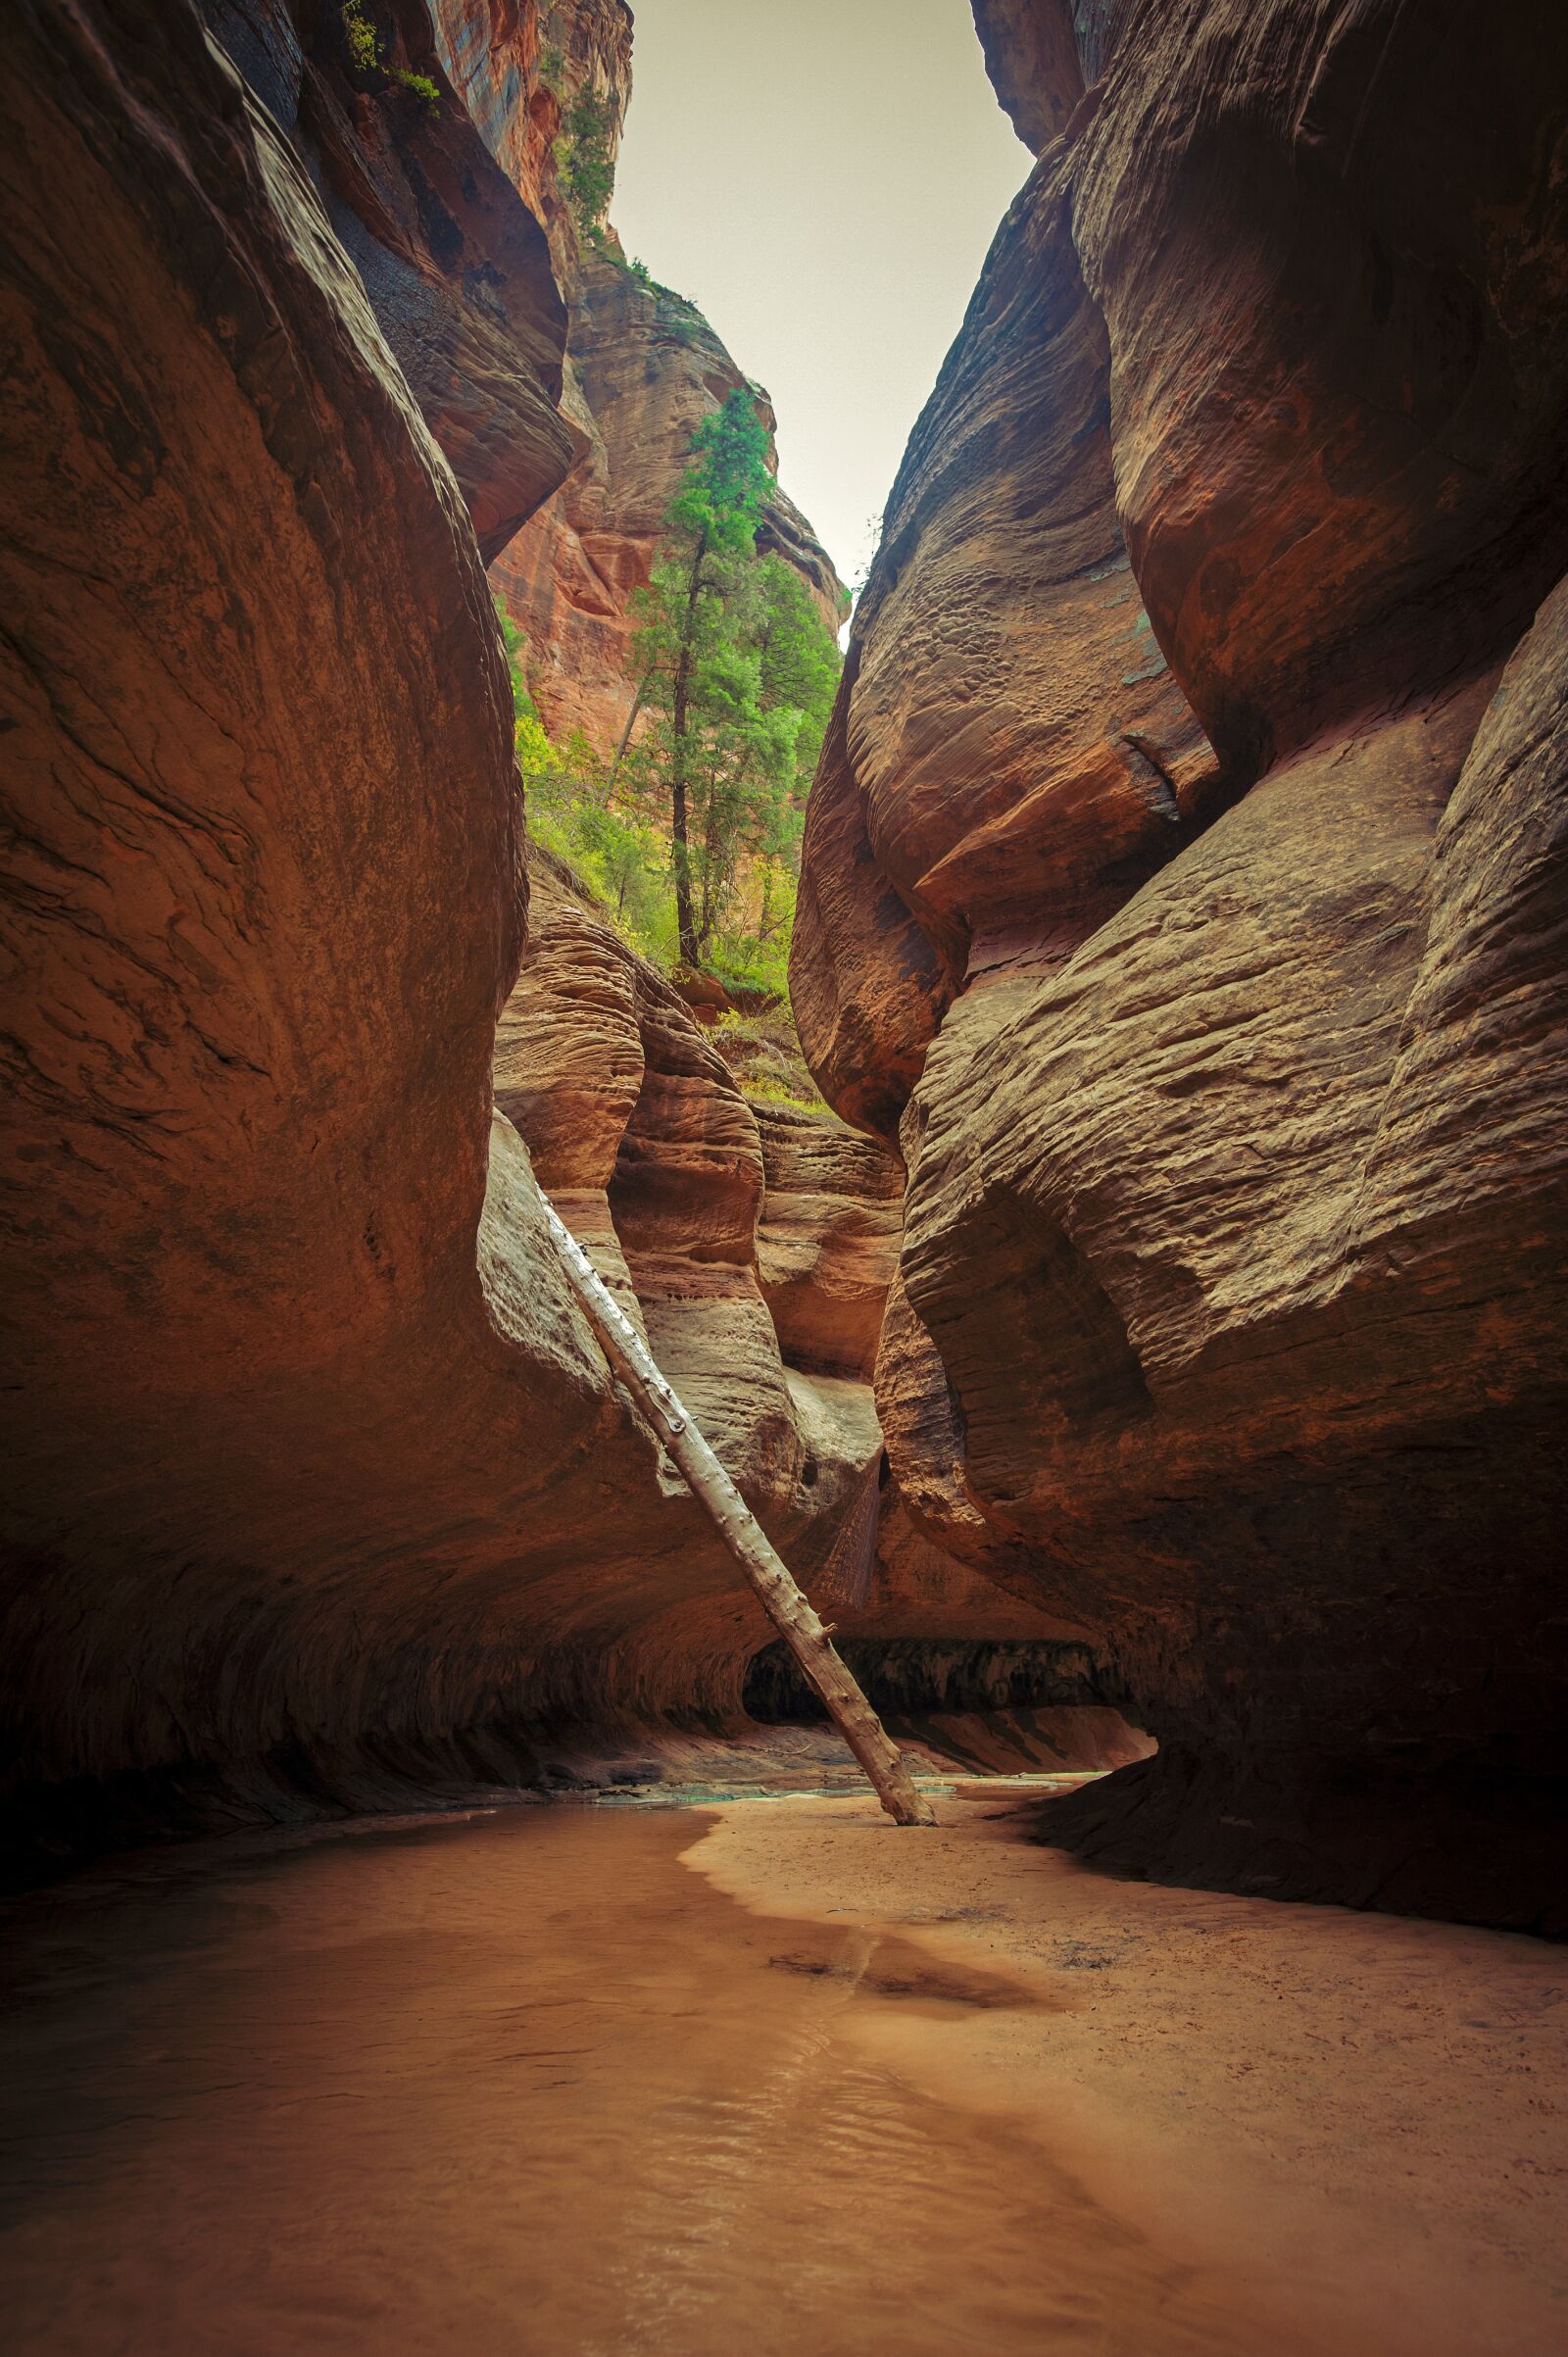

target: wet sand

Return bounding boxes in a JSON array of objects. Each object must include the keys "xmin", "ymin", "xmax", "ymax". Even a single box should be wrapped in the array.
[
  {"xmin": 688, "ymin": 1792, "xmax": 1568, "ymax": 2357},
  {"xmin": 0, "ymin": 1801, "xmax": 1368, "ymax": 2357},
  {"xmin": 2, "ymin": 1792, "xmax": 1563, "ymax": 2354}
]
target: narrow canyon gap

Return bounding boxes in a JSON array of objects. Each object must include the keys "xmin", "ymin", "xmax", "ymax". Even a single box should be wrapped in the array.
[{"xmin": 2, "ymin": 0, "xmax": 1566, "ymax": 2349}]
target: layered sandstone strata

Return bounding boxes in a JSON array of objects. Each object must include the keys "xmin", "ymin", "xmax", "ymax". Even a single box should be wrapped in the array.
[
  {"xmin": 0, "ymin": 0, "xmax": 861, "ymax": 1874},
  {"xmin": 204, "ymin": 0, "xmax": 573, "ymax": 557},
  {"xmin": 498, "ymin": 857, "xmax": 1088, "ymax": 1645},
  {"xmin": 754, "ymin": 1104, "xmax": 904, "ymax": 1384},
  {"xmin": 795, "ymin": 0, "xmax": 1568, "ymax": 1926}
]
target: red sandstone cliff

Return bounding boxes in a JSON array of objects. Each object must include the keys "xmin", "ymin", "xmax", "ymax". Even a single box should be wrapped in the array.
[
  {"xmin": 432, "ymin": 0, "xmax": 844, "ymax": 747},
  {"xmin": 794, "ymin": 0, "xmax": 1568, "ymax": 1928},
  {"xmin": 203, "ymin": 0, "xmax": 574, "ymax": 557}
]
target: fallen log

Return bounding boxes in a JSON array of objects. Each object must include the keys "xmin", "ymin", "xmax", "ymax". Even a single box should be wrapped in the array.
[{"xmin": 539, "ymin": 1193, "xmax": 937, "ymax": 1827}]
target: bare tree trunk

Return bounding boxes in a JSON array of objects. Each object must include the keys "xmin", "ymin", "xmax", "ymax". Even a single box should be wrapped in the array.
[
  {"xmin": 540, "ymin": 1194, "xmax": 937, "ymax": 1827},
  {"xmin": 606, "ymin": 671, "xmax": 647, "ymax": 795},
  {"xmin": 669, "ymin": 533, "xmax": 706, "ymax": 969}
]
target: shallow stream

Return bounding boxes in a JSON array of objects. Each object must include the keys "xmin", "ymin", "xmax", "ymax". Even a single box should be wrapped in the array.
[{"xmin": 0, "ymin": 1805, "xmax": 1332, "ymax": 2354}]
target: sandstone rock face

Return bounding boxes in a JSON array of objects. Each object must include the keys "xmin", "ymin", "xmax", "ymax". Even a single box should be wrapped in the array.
[
  {"xmin": 431, "ymin": 0, "xmax": 844, "ymax": 748},
  {"xmin": 0, "ymin": 0, "xmax": 1077, "ymax": 1880},
  {"xmin": 494, "ymin": 858, "xmax": 1086, "ymax": 1723},
  {"xmin": 796, "ymin": 0, "xmax": 1568, "ymax": 1925},
  {"xmin": 792, "ymin": 145, "xmax": 1222, "ymax": 1142},
  {"xmin": 0, "ymin": 0, "xmax": 858, "ymax": 1878},
  {"xmin": 754, "ymin": 1105, "xmax": 904, "ymax": 1383},
  {"xmin": 205, "ymin": 0, "xmax": 572, "ymax": 560},
  {"xmin": 969, "ymin": 0, "xmax": 1086, "ymax": 149}
]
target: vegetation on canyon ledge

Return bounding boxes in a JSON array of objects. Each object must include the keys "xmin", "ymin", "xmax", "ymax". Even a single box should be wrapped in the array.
[
  {"xmin": 339, "ymin": 3, "xmax": 442, "ymax": 106},
  {"xmin": 554, "ymin": 83, "xmax": 617, "ymax": 251},
  {"xmin": 502, "ymin": 391, "xmax": 840, "ymax": 1048}
]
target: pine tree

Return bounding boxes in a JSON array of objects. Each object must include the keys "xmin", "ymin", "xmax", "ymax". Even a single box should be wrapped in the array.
[{"xmin": 627, "ymin": 390, "xmax": 838, "ymax": 974}]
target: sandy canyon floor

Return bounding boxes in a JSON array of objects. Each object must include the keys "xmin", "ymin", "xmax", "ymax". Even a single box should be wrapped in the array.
[
  {"xmin": 0, "ymin": 1788, "xmax": 1562, "ymax": 2355},
  {"xmin": 693, "ymin": 1792, "xmax": 1568, "ymax": 2356}
]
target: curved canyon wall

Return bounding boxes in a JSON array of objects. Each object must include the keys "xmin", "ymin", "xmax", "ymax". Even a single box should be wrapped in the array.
[
  {"xmin": 0, "ymin": 0, "xmax": 1066, "ymax": 1880},
  {"xmin": 795, "ymin": 0, "xmax": 1568, "ymax": 1927}
]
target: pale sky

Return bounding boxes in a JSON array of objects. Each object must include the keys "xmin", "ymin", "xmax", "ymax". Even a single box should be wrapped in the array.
[{"xmin": 612, "ymin": 0, "xmax": 1030, "ymax": 591}]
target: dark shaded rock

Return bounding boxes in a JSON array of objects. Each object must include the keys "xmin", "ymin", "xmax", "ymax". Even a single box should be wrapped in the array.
[{"xmin": 205, "ymin": 0, "xmax": 573, "ymax": 559}]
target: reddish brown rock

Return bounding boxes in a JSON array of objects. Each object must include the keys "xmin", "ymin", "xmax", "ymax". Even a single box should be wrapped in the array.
[
  {"xmin": 791, "ymin": 147, "xmax": 1222, "ymax": 1140},
  {"xmin": 496, "ymin": 854, "xmax": 1084, "ymax": 1725},
  {"xmin": 206, "ymin": 0, "xmax": 573, "ymax": 559},
  {"xmin": 433, "ymin": 0, "xmax": 632, "ymax": 248},
  {"xmin": 0, "ymin": 0, "xmax": 1138, "ymax": 1880},
  {"xmin": 0, "ymin": 0, "xmax": 850, "ymax": 1872},
  {"xmin": 796, "ymin": 0, "xmax": 1568, "ymax": 1924},
  {"xmin": 791, "ymin": 663, "xmax": 957, "ymax": 1145},
  {"xmin": 1068, "ymin": 0, "xmax": 1568, "ymax": 777},
  {"xmin": 754, "ymin": 1104, "xmax": 904, "ymax": 1383}
]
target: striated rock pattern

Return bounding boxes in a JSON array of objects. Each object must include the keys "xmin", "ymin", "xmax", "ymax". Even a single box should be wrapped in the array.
[
  {"xmin": 432, "ymin": 0, "xmax": 844, "ymax": 748},
  {"xmin": 796, "ymin": 0, "xmax": 1568, "ymax": 1925},
  {"xmin": 494, "ymin": 857, "xmax": 1090, "ymax": 1723},
  {"xmin": 0, "ymin": 0, "xmax": 881, "ymax": 1880},
  {"xmin": 754, "ymin": 1105, "xmax": 904, "ymax": 1384},
  {"xmin": 204, "ymin": 0, "xmax": 572, "ymax": 559},
  {"xmin": 792, "ymin": 138, "xmax": 1222, "ymax": 1142}
]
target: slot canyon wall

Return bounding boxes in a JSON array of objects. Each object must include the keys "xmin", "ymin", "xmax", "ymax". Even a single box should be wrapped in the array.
[
  {"xmin": 795, "ymin": 0, "xmax": 1568, "ymax": 1928},
  {"xmin": 431, "ymin": 0, "xmax": 843, "ymax": 748},
  {"xmin": 0, "ymin": 0, "xmax": 1086, "ymax": 1885}
]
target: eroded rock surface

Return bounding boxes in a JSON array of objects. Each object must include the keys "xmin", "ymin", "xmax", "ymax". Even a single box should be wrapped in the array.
[
  {"xmin": 495, "ymin": 857, "xmax": 1085, "ymax": 1734},
  {"xmin": 755, "ymin": 1105, "xmax": 904, "ymax": 1384},
  {"xmin": 205, "ymin": 0, "xmax": 573, "ymax": 559},
  {"xmin": 0, "ymin": 0, "xmax": 863, "ymax": 1877},
  {"xmin": 792, "ymin": 145, "xmax": 1222, "ymax": 1142},
  {"xmin": 796, "ymin": 0, "xmax": 1568, "ymax": 1925}
]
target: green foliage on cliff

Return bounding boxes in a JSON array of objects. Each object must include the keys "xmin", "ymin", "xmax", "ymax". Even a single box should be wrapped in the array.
[
  {"xmin": 339, "ymin": 5, "xmax": 440, "ymax": 107},
  {"xmin": 341, "ymin": 0, "xmax": 380, "ymax": 73},
  {"xmin": 496, "ymin": 602, "xmax": 670, "ymax": 964},
  {"xmin": 625, "ymin": 390, "xmax": 839, "ymax": 977},
  {"xmin": 556, "ymin": 88, "xmax": 616, "ymax": 250},
  {"xmin": 493, "ymin": 391, "xmax": 839, "ymax": 1031}
]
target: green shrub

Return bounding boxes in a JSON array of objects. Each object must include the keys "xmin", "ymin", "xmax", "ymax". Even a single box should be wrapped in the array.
[
  {"xmin": 341, "ymin": 0, "xmax": 381, "ymax": 74},
  {"xmin": 393, "ymin": 69, "xmax": 441, "ymax": 107},
  {"xmin": 555, "ymin": 88, "xmax": 616, "ymax": 250}
]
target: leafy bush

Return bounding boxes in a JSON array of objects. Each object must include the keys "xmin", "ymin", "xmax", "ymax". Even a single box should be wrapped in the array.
[
  {"xmin": 340, "ymin": 6, "xmax": 439, "ymax": 107},
  {"xmin": 710, "ymin": 1007, "xmax": 821, "ymax": 1109},
  {"xmin": 556, "ymin": 89, "xmax": 616, "ymax": 250},
  {"xmin": 341, "ymin": 0, "xmax": 381, "ymax": 74},
  {"xmin": 393, "ymin": 70, "xmax": 441, "ymax": 107}
]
